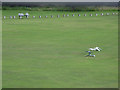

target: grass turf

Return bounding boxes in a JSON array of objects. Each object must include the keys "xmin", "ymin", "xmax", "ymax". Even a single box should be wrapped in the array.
[{"xmin": 2, "ymin": 10, "xmax": 118, "ymax": 88}]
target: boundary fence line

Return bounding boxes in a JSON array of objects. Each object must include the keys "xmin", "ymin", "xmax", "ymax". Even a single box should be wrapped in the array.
[{"xmin": 2, "ymin": 12, "xmax": 118, "ymax": 19}]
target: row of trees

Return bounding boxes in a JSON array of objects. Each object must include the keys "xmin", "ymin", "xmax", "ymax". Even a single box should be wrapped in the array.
[{"xmin": 2, "ymin": 2, "xmax": 118, "ymax": 11}]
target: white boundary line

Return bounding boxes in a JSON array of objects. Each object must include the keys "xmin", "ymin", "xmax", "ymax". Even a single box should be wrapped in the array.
[{"xmin": 0, "ymin": 1, "xmax": 2, "ymax": 90}]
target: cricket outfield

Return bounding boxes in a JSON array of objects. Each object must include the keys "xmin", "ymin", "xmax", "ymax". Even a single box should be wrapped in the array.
[{"xmin": 2, "ymin": 10, "xmax": 118, "ymax": 88}]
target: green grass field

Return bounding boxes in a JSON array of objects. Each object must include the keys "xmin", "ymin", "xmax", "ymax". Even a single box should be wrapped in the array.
[{"xmin": 2, "ymin": 10, "xmax": 118, "ymax": 88}]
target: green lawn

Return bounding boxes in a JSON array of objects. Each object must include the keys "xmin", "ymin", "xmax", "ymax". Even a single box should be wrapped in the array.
[{"xmin": 2, "ymin": 10, "xmax": 118, "ymax": 88}]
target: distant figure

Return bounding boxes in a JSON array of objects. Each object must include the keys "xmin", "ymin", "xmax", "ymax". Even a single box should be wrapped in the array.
[
  {"xmin": 67, "ymin": 14, "xmax": 69, "ymax": 17},
  {"xmin": 78, "ymin": 14, "xmax": 80, "ymax": 16},
  {"xmin": 13, "ymin": 16, "xmax": 15, "ymax": 19},
  {"xmin": 106, "ymin": 13, "xmax": 109, "ymax": 16},
  {"xmin": 84, "ymin": 14, "xmax": 86, "ymax": 16},
  {"xmin": 101, "ymin": 13, "xmax": 104, "ymax": 16},
  {"xmin": 10, "ymin": 16, "xmax": 12, "ymax": 19},
  {"xmin": 39, "ymin": 16, "xmax": 41, "ymax": 18},
  {"xmin": 72, "ymin": 14, "xmax": 74, "ymax": 16},
  {"xmin": 18, "ymin": 13, "xmax": 21, "ymax": 18},
  {"xmin": 63, "ymin": 14, "xmax": 65, "ymax": 17},
  {"xmin": 21, "ymin": 13, "xmax": 24, "ymax": 16},
  {"xmin": 3, "ymin": 16, "xmax": 6, "ymax": 19},
  {"xmin": 33, "ymin": 16, "xmax": 35, "ymax": 18},
  {"xmin": 45, "ymin": 16, "xmax": 47, "ymax": 18},
  {"xmin": 112, "ymin": 13, "xmax": 115, "ymax": 15},
  {"xmin": 96, "ymin": 13, "xmax": 98, "ymax": 16},
  {"xmin": 18, "ymin": 13, "xmax": 24, "ymax": 19},
  {"xmin": 51, "ymin": 15, "xmax": 53, "ymax": 18},
  {"xmin": 90, "ymin": 14, "xmax": 92, "ymax": 16},
  {"xmin": 25, "ymin": 13, "xmax": 29, "ymax": 18},
  {"xmin": 57, "ymin": 15, "xmax": 60, "ymax": 18}
]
